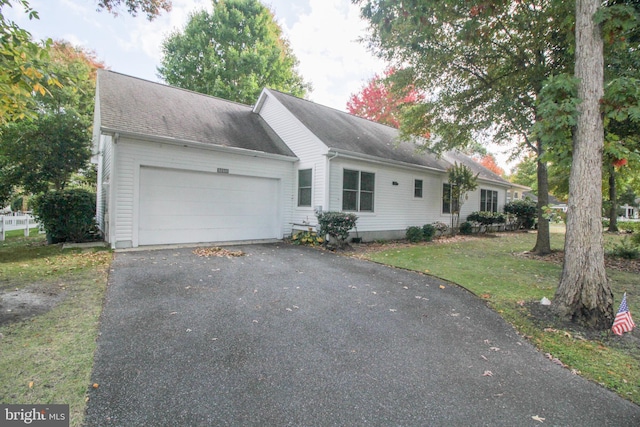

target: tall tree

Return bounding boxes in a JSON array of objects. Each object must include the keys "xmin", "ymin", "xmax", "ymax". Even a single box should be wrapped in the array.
[
  {"xmin": 346, "ymin": 68, "xmax": 423, "ymax": 128},
  {"xmin": 158, "ymin": 0, "xmax": 309, "ymax": 104},
  {"xmin": 0, "ymin": 40, "xmax": 104, "ymax": 204},
  {"xmin": 356, "ymin": 0, "xmax": 576, "ymax": 255},
  {"xmin": 554, "ymin": 0, "xmax": 614, "ymax": 328},
  {"xmin": 0, "ymin": 0, "xmax": 59, "ymax": 124},
  {"xmin": 96, "ymin": 0, "xmax": 171, "ymax": 20}
]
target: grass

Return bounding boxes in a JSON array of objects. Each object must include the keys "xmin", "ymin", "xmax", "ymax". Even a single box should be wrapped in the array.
[
  {"xmin": 364, "ymin": 229, "xmax": 640, "ymax": 405},
  {"xmin": 0, "ymin": 233, "xmax": 112, "ymax": 427}
]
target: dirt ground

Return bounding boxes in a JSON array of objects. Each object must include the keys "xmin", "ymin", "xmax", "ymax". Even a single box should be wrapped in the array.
[{"xmin": 0, "ymin": 283, "xmax": 66, "ymax": 325}]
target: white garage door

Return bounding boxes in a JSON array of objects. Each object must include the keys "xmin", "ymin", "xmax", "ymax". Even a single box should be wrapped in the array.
[{"xmin": 138, "ymin": 167, "xmax": 280, "ymax": 246}]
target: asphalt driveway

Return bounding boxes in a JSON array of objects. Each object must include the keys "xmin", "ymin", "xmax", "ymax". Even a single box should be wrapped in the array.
[{"xmin": 85, "ymin": 243, "xmax": 640, "ymax": 426}]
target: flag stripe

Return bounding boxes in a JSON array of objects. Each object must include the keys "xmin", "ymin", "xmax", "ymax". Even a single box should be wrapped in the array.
[{"xmin": 612, "ymin": 293, "xmax": 635, "ymax": 336}]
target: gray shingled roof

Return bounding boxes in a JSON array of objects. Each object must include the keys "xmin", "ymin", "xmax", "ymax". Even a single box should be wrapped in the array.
[
  {"xmin": 96, "ymin": 70, "xmax": 295, "ymax": 157},
  {"xmin": 267, "ymin": 90, "xmax": 452, "ymax": 171}
]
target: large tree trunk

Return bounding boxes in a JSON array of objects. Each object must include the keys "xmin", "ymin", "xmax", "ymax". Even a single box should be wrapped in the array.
[
  {"xmin": 554, "ymin": 0, "xmax": 613, "ymax": 329},
  {"xmin": 532, "ymin": 139, "xmax": 551, "ymax": 255},
  {"xmin": 607, "ymin": 163, "xmax": 618, "ymax": 232}
]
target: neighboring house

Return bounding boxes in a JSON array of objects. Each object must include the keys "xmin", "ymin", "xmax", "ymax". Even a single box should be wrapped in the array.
[{"xmin": 93, "ymin": 70, "xmax": 519, "ymax": 249}]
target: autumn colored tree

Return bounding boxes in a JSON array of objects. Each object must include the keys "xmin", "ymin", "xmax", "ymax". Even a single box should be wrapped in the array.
[
  {"xmin": 158, "ymin": 0, "xmax": 309, "ymax": 104},
  {"xmin": 475, "ymin": 154, "xmax": 504, "ymax": 176},
  {"xmin": 346, "ymin": 69, "xmax": 423, "ymax": 128},
  {"xmin": 0, "ymin": 40, "xmax": 105, "ymax": 204},
  {"xmin": 356, "ymin": 0, "xmax": 576, "ymax": 255}
]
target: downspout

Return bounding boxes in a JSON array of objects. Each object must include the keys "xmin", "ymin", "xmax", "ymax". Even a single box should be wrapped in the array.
[{"xmin": 324, "ymin": 151, "xmax": 339, "ymax": 213}]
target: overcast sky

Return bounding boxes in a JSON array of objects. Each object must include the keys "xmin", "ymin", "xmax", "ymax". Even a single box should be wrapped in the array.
[{"xmin": 6, "ymin": 0, "xmax": 387, "ymax": 111}]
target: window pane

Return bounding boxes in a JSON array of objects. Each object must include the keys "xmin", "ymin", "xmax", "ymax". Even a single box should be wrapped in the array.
[
  {"xmin": 414, "ymin": 179, "xmax": 423, "ymax": 198},
  {"xmin": 299, "ymin": 188, "xmax": 311, "ymax": 207},
  {"xmin": 298, "ymin": 169, "xmax": 312, "ymax": 187},
  {"xmin": 491, "ymin": 191, "xmax": 498, "ymax": 213},
  {"xmin": 343, "ymin": 169, "xmax": 359, "ymax": 190},
  {"xmin": 343, "ymin": 190, "xmax": 357, "ymax": 211},
  {"xmin": 360, "ymin": 172, "xmax": 375, "ymax": 192},
  {"xmin": 442, "ymin": 183, "xmax": 451, "ymax": 213},
  {"xmin": 480, "ymin": 189, "xmax": 487, "ymax": 211},
  {"xmin": 360, "ymin": 192, "xmax": 374, "ymax": 211}
]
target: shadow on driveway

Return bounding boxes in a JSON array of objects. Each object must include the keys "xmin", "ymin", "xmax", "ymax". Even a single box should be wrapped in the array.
[{"xmin": 85, "ymin": 243, "xmax": 640, "ymax": 426}]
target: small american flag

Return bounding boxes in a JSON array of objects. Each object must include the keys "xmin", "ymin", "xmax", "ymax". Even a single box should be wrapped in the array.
[{"xmin": 612, "ymin": 293, "xmax": 635, "ymax": 336}]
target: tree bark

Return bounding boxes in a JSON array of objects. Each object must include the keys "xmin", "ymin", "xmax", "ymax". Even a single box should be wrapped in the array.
[
  {"xmin": 554, "ymin": 0, "xmax": 613, "ymax": 329},
  {"xmin": 607, "ymin": 164, "xmax": 618, "ymax": 232},
  {"xmin": 532, "ymin": 139, "xmax": 551, "ymax": 255}
]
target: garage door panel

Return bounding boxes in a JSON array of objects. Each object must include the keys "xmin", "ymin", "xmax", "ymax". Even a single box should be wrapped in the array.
[{"xmin": 138, "ymin": 167, "xmax": 280, "ymax": 245}]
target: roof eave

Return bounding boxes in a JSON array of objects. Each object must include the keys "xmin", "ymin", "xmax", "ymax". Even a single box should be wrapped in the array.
[{"xmin": 100, "ymin": 127, "xmax": 299, "ymax": 163}]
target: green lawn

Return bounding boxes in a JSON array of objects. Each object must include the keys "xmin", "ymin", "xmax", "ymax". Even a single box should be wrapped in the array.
[
  {"xmin": 364, "ymin": 230, "xmax": 640, "ymax": 405},
  {"xmin": 0, "ymin": 234, "xmax": 112, "ymax": 427}
]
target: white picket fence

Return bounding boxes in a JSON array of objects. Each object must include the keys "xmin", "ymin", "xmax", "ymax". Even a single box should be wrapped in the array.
[{"xmin": 0, "ymin": 214, "xmax": 43, "ymax": 241}]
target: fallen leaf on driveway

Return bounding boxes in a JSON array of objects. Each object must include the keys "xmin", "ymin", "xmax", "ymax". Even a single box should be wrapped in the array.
[
  {"xmin": 389, "ymin": 309, "xmax": 397, "ymax": 312},
  {"xmin": 482, "ymin": 370, "xmax": 493, "ymax": 377},
  {"xmin": 532, "ymin": 415, "xmax": 545, "ymax": 422},
  {"xmin": 193, "ymin": 247, "xmax": 244, "ymax": 258},
  {"xmin": 439, "ymin": 285, "xmax": 446, "ymax": 289}
]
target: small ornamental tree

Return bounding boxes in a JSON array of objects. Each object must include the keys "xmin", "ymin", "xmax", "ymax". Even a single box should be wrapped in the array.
[
  {"xmin": 316, "ymin": 211, "xmax": 358, "ymax": 249},
  {"xmin": 447, "ymin": 162, "xmax": 479, "ymax": 232}
]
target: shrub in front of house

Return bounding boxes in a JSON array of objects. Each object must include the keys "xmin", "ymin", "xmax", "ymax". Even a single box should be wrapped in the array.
[
  {"xmin": 432, "ymin": 221, "xmax": 449, "ymax": 236},
  {"xmin": 316, "ymin": 211, "xmax": 358, "ymax": 248},
  {"xmin": 33, "ymin": 189, "xmax": 100, "ymax": 244},
  {"xmin": 607, "ymin": 236, "xmax": 640, "ymax": 260},
  {"xmin": 504, "ymin": 199, "xmax": 537, "ymax": 229},
  {"xmin": 467, "ymin": 211, "xmax": 505, "ymax": 232},
  {"xmin": 406, "ymin": 226, "xmax": 424, "ymax": 243},
  {"xmin": 422, "ymin": 224, "xmax": 436, "ymax": 241},
  {"xmin": 460, "ymin": 221, "xmax": 473, "ymax": 235}
]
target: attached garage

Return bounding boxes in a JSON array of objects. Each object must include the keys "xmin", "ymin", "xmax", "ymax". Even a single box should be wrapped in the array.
[{"xmin": 138, "ymin": 167, "xmax": 281, "ymax": 246}]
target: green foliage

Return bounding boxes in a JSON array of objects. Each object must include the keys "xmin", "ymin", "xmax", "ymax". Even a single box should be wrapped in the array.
[
  {"xmin": 405, "ymin": 226, "xmax": 423, "ymax": 243},
  {"xmin": 606, "ymin": 236, "xmax": 640, "ymax": 259},
  {"xmin": 422, "ymin": 223, "xmax": 436, "ymax": 242},
  {"xmin": 316, "ymin": 211, "xmax": 358, "ymax": 247},
  {"xmin": 467, "ymin": 211, "xmax": 505, "ymax": 226},
  {"xmin": 0, "ymin": 0, "xmax": 61, "ymax": 124},
  {"xmin": 504, "ymin": 199, "xmax": 537, "ymax": 229},
  {"xmin": 447, "ymin": 162, "xmax": 479, "ymax": 230},
  {"xmin": 459, "ymin": 221, "xmax": 473, "ymax": 235},
  {"xmin": 10, "ymin": 196, "xmax": 28, "ymax": 212},
  {"xmin": 509, "ymin": 155, "xmax": 537, "ymax": 192},
  {"xmin": 541, "ymin": 205, "xmax": 567, "ymax": 224},
  {"xmin": 632, "ymin": 232, "xmax": 640, "ymax": 247},
  {"xmin": 431, "ymin": 222, "xmax": 449, "ymax": 235},
  {"xmin": 619, "ymin": 222, "xmax": 640, "ymax": 233},
  {"xmin": 32, "ymin": 189, "xmax": 99, "ymax": 243},
  {"xmin": 291, "ymin": 229, "xmax": 324, "ymax": 246},
  {"xmin": 158, "ymin": 0, "xmax": 310, "ymax": 104},
  {"xmin": 96, "ymin": 0, "xmax": 172, "ymax": 20},
  {"xmin": 0, "ymin": 111, "xmax": 92, "ymax": 196}
]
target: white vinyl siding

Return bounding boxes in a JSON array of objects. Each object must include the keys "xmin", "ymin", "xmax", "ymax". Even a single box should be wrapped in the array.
[
  {"xmin": 109, "ymin": 137, "xmax": 294, "ymax": 249},
  {"xmin": 256, "ymin": 90, "xmax": 329, "ymax": 220}
]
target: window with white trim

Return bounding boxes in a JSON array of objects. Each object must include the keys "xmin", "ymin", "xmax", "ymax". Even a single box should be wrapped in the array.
[
  {"xmin": 442, "ymin": 183, "xmax": 459, "ymax": 214},
  {"xmin": 343, "ymin": 169, "xmax": 375, "ymax": 212},
  {"xmin": 481, "ymin": 189, "xmax": 499, "ymax": 212},
  {"xmin": 298, "ymin": 169, "xmax": 312, "ymax": 207},
  {"xmin": 414, "ymin": 179, "xmax": 423, "ymax": 198}
]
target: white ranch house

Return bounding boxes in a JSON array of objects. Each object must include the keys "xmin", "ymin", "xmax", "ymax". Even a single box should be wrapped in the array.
[{"xmin": 93, "ymin": 70, "xmax": 518, "ymax": 249}]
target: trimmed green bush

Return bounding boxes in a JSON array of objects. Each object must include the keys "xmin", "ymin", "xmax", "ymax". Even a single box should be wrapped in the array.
[
  {"xmin": 619, "ymin": 222, "xmax": 640, "ymax": 233},
  {"xmin": 291, "ymin": 230, "xmax": 324, "ymax": 246},
  {"xmin": 607, "ymin": 236, "xmax": 640, "ymax": 260},
  {"xmin": 406, "ymin": 226, "xmax": 424, "ymax": 243},
  {"xmin": 504, "ymin": 199, "xmax": 537, "ymax": 229},
  {"xmin": 467, "ymin": 211, "xmax": 505, "ymax": 226},
  {"xmin": 460, "ymin": 221, "xmax": 473, "ymax": 235},
  {"xmin": 33, "ymin": 189, "xmax": 99, "ymax": 244},
  {"xmin": 422, "ymin": 224, "xmax": 436, "ymax": 241},
  {"xmin": 316, "ymin": 211, "xmax": 358, "ymax": 247}
]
